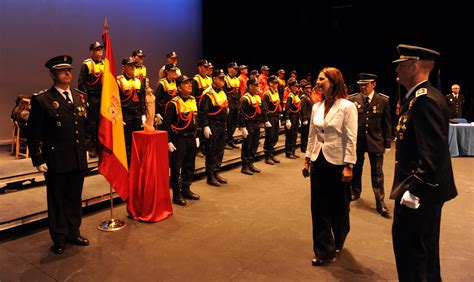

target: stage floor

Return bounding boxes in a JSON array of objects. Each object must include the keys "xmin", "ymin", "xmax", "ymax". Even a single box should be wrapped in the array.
[{"xmin": 1, "ymin": 147, "xmax": 473, "ymax": 280}]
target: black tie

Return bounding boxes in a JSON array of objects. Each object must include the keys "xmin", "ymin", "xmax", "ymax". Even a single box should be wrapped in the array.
[
  {"xmin": 364, "ymin": 96, "xmax": 370, "ymax": 109},
  {"xmin": 63, "ymin": 91, "xmax": 73, "ymax": 106}
]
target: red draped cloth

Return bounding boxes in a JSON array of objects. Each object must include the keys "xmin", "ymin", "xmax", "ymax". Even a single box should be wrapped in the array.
[{"xmin": 127, "ymin": 130, "xmax": 173, "ymax": 222}]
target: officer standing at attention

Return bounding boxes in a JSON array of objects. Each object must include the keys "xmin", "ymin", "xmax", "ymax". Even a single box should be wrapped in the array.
[
  {"xmin": 132, "ymin": 49, "xmax": 149, "ymax": 88},
  {"xmin": 348, "ymin": 73, "xmax": 391, "ymax": 217},
  {"xmin": 117, "ymin": 57, "xmax": 146, "ymax": 162},
  {"xmin": 391, "ymin": 44, "xmax": 457, "ymax": 281},
  {"xmin": 263, "ymin": 75, "xmax": 282, "ymax": 165},
  {"xmin": 192, "ymin": 59, "xmax": 212, "ymax": 100},
  {"xmin": 284, "ymin": 78, "xmax": 301, "ymax": 158},
  {"xmin": 239, "ymin": 78, "xmax": 265, "ymax": 175},
  {"xmin": 155, "ymin": 63, "xmax": 179, "ymax": 126},
  {"xmin": 158, "ymin": 51, "xmax": 181, "ymax": 82},
  {"xmin": 224, "ymin": 62, "xmax": 241, "ymax": 149},
  {"xmin": 78, "ymin": 42, "xmax": 104, "ymax": 157},
  {"xmin": 300, "ymin": 82, "xmax": 314, "ymax": 153},
  {"xmin": 28, "ymin": 55, "xmax": 89, "ymax": 255},
  {"xmin": 277, "ymin": 69, "xmax": 286, "ymax": 102},
  {"xmin": 199, "ymin": 69, "xmax": 229, "ymax": 186},
  {"xmin": 163, "ymin": 75, "xmax": 201, "ymax": 206},
  {"xmin": 238, "ymin": 64, "xmax": 249, "ymax": 97},
  {"xmin": 445, "ymin": 83, "xmax": 464, "ymax": 119}
]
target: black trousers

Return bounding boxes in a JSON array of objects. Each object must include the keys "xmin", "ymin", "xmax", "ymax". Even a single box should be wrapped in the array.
[
  {"xmin": 392, "ymin": 201, "xmax": 443, "ymax": 282},
  {"xmin": 85, "ymin": 98, "xmax": 100, "ymax": 152},
  {"xmin": 351, "ymin": 151, "xmax": 385, "ymax": 201},
  {"xmin": 226, "ymin": 98, "xmax": 239, "ymax": 144},
  {"xmin": 45, "ymin": 170, "xmax": 85, "ymax": 245},
  {"xmin": 241, "ymin": 121, "xmax": 260, "ymax": 166},
  {"xmin": 285, "ymin": 114, "xmax": 299, "ymax": 155},
  {"xmin": 123, "ymin": 113, "xmax": 142, "ymax": 164},
  {"xmin": 310, "ymin": 153, "xmax": 351, "ymax": 260},
  {"xmin": 169, "ymin": 135, "xmax": 196, "ymax": 190},
  {"xmin": 264, "ymin": 114, "xmax": 280, "ymax": 157},
  {"xmin": 205, "ymin": 122, "xmax": 226, "ymax": 173},
  {"xmin": 300, "ymin": 123, "xmax": 310, "ymax": 153}
]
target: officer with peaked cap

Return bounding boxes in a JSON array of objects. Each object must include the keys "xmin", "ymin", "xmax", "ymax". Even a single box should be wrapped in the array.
[
  {"xmin": 162, "ymin": 75, "xmax": 200, "ymax": 205},
  {"xmin": 117, "ymin": 57, "xmax": 146, "ymax": 162},
  {"xmin": 158, "ymin": 51, "xmax": 182, "ymax": 81},
  {"xmin": 155, "ymin": 63, "xmax": 179, "ymax": 126},
  {"xmin": 192, "ymin": 60, "xmax": 212, "ymax": 100},
  {"xmin": 259, "ymin": 65, "xmax": 270, "ymax": 96},
  {"xmin": 390, "ymin": 44, "xmax": 457, "ymax": 281},
  {"xmin": 224, "ymin": 62, "xmax": 241, "ymax": 149},
  {"xmin": 198, "ymin": 69, "xmax": 229, "ymax": 186},
  {"xmin": 277, "ymin": 69, "xmax": 287, "ymax": 102},
  {"xmin": 132, "ymin": 49, "xmax": 149, "ymax": 88},
  {"xmin": 262, "ymin": 75, "xmax": 282, "ymax": 165},
  {"xmin": 78, "ymin": 41, "xmax": 104, "ymax": 157},
  {"xmin": 28, "ymin": 55, "xmax": 89, "ymax": 255},
  {"xmin": 348, "ymin": 73, "xmax": 391, "ymax": 218},
  {"xmin": 284, "ymin": 78, "xmax": 301, "ymax": 158},
  {"xmin": 238, "ymin": 64, "xmax": 249, "ymax": 96},
  {"xmin": 300, "ymin": 81, "xmax": 314, "ymax": 154}
]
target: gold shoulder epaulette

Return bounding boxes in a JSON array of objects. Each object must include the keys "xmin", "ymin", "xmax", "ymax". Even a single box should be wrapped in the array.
[
  {"xmin": 33, "ymin": 89, "xmax": 48, "ymax": 96},
  {"xmin": 415, "ymin": 88, "xmax": 427, "ymax": 97},
  {"xmin": 379, "ymin": 93, "xmax": 390, "ymax": 99}
]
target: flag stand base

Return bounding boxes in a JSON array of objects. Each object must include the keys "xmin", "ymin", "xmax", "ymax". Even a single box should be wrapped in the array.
[{"xmin": 97, "ymin": 219, "xmax": 126, "ymax": 232}]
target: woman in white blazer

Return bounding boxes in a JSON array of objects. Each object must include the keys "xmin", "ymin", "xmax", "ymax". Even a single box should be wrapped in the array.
[{"xmin": 302, "ymin": 67, "xmax": 357, "ymax": 266}]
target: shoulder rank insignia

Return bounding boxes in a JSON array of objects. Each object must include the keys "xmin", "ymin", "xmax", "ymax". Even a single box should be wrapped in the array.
[
  {"xmin": 34, "ymin": 89, "xmax": 48, "ymax": 96},
  {"xmin": 378, "ymin": 93, "xmax": 390, "ymax": 99},
  {"xmin": 415, "ymin": 88, "xmax": 427, "ymax": 97},
  {"xmin": 348, "ymin": 93, "xmax": 358, "ymax": 97}
]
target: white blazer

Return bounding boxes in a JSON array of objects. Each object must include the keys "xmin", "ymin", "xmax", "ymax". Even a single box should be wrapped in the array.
[{"xmin": 305, "ymin": 98, "xmax": 358, "ymax": 165}]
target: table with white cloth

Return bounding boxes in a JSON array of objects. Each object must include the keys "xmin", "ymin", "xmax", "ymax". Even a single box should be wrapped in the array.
[{"xmin": 448, "ymin": 123, "xmax": 474, "ymax": 157}]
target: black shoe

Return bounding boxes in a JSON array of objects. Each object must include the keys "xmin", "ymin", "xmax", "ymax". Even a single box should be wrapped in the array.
[
  {"xmin": 241, "ymin": 166, "xmax": 253, "ymax": 175},
  {"xmin": 293, "ymin": 154, "xmax": 300, "ymax": 158},
  {"xmin": 214, "ymin": 173, "xmax": 227, "ymax": 184},
  {"xmin": 377, "ymin": 204, "xmax": 390, "ymax": 218},
  {"xmin": 265, "ymin": 157, "xmax": 274, "ymax": 165},
  {"xmin": 68, "ymin": 236, "xmax": 89, "ymax": 246},
  {"xmin": 249, "ymin": 163, "xmax": 261, "ymax": 173},
  {"xmin": 207, "ymin": 177, "xmax": 220, "ymax": 187},
  {"xmin": 311, "ymin": 257, "xmax": 333, "ymax": 266},
  {"xmin": 51, "ymin": 243, "xmax": 65, "ymax": 254},
  {"xmin": 271, "ymin": 155, "xmax": 280, "ymax": 163},
  {"xmin": 173, "ymin": 196, "xmax": 187, "ymax": 206},
  {"xmin": 286, "ymin": 154, "xmax": 297, "ymax": 159},
  {"xmin": 182, "ymin": 189, "xmax": 200, "ymax": 200}
]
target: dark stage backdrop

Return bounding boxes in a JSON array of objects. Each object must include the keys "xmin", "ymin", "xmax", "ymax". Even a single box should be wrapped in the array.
[
  {"xmin": 0, "ymin": 0, "xmax": 202, "ymax": 142},
  {"xmin": 203, "ymin": 0, "xmax": 473, "ymax": 122}
]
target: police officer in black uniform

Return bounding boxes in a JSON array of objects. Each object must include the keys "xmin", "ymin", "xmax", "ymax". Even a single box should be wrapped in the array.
[
  {"xmin": 445, "ymin": 83, "xmax": 465, "ymax": 119},
  {"xmin": 391, "ymin": 44, "xmax": 457, "ymax": 281},
  {"xmin": 27, "ymin": 55, "xmax": 89, "ymax": 255},
  {"xmin": 263, "ymin": 75, "xmax": 282, "ymax": 165},
  {"xmin": 163, "ymin": 75, "xmax": 200, "ymax": 206},
  {"xmin": 300, "ymin": 81, "xmax": 314, "ymax": 153},
  {"xmin": 224, "ymin": 62, "xmax": 241, "ymax": 149},
  {"xmin": 78, "ymin": 42, "xmax": 104, "ymax": 157},
  {"xmin": 117, "ymin": 57, "xmax": 146, "ymax": 162},
  {"xmin": 239, "ymin": 78, "xmax": 264, "ymax": 175},
  {"xmin": 155, "ymin": 63, "xmax": 179, "ymax": 126},
  {"xmin": 348, "ymin": 73, "xmax": 391, "ymax": 217},
  {"xmin": 198, "ymin": 69, "xmax": 229, "ymax": 186},
  {"xmin": 132, "ymin": 49, "xmax": 148, "ymax": 88},
  {"xmin": 284, "ymin": 78, "xmax": 301, "ymax": 158}
]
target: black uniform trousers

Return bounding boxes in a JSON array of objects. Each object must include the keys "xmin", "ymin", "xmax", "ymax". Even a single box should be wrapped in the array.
[
  {"xmin": 300, "ymin": 123, "xmax": 310, "ymax": 153},
  {"xmin": 285, "ymin": 113, "xmax": 299, "ymax": 155},
  {"xmin": 351, "ymin": 151, "xmax": 385, "ymax": 200},
  {"xmin": 241, "ymin": 120, "xmax": 260, "ymax": 166},
  {"xmin": 45, "ymin": 170, "xmax": 86, "ymax": 244},
  {"xmin": 123, "ymin": 110, "xmax": 142, "ymax": 163},
  {"xmin": 205, "ymin": 121, "xmax": 226, "ymax": 173},
  {"xmin": 169, "ymin": 134, "xmax": 196, "ymax": 190},
  {"xmin": 264, "ymin": 114, "xmax": 280, "ymax": 157},
  {"xmin": 226, "ymin": 98, "xmax": 239, "ymax": 145},
  {"xmin": 392, "ymin": 201, "xmax": 443, "ymax": 282},
  {"xmin": 85, "ymin": 95, "xmax": 100, "ymax": 153},
  {"xmin": 310, "ymin": 153, "xmax": 351, "ymax": 260}
]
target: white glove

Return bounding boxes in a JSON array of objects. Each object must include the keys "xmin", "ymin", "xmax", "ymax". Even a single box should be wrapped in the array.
[
  {"xmin": 155, "ymin": 113, "xmax": 163, "ymax": 125},
  {"xmin": 264, "ymin": 121, "xmax": 272, "ymax": 128},
  {"xmin": 196, "ymin": 138, "xmax": 200, "ymax": 148},
  {"xmin": 299, "ymin": 119, "xmax": 302, "ymax": 127},
  {"xmin": 36, "ymin": 163, "xmax": 48, "ymax": 172},
  {"xmin": 285, "ymin": 119, "xmax": 291, "ymax": 129},
  {"xmin": 204, "ymin": 126, "xmax": 212, "ymax": 139},
  {"xmin": 400, "ymin": 190, "xmax": 420, "ymax": 209},
  {"xmin": 303, "ymin": 120, "xmax": 308, "ymax": 125},
  {"xmin": 227, "ymin": 108, "xmax": 230, "ymax": 114},
  {"xmin": 241, "ymin": 127, "xmax": 249, "ymax": 138},
  {"xmin": 278, "ymin": 120, "xmax": 281, "ymax": 128},
  {"xmin": 141, "ymin": 115, "xmax": 146, "ymax": 125},
  {"xmin": 168, "ymin": 142, "xmax": 177, "ymax": 152}
]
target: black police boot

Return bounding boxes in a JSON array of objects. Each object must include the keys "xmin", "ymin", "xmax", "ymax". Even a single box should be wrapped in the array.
[
  {"xmin": 265, "ymin": 156, "xmax": 274, "ymax": 165},
  {"xmin": 374, "ymin": 188, "xmax": 390, "ymax": 218},
  {"xmin": 172, "ymin": 188, "xmax": 186, "ymax": 206},
  {"xmin": 214, "ymin": 172, "xmax": 227, "ymax": 184},
  {"xmin": 241, "ymin": 165, "xmax": 253, "ymax": 175},
  {"xmin": 182, "ymin": 186, "xmax": 200, "ymax": 200},
  {"xmin": 206, "ymin": 172, "xmax": 220, "ymax": 187},
  {"xmin": 271, "ymin": 155, "xmax": 280, "ymax": 163},
  {"xmin": 249, "ymin": 163, "xmax": 261, "ymax": 173}
]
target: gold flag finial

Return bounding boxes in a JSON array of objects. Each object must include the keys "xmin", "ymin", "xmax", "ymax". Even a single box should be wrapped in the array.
[{"xmin": 104, "ymin": 18, "xmax": 108, "ymax": 31}]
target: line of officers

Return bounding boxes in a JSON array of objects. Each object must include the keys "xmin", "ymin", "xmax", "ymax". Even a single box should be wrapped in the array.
[{"xmin": 78, "ymin": 42, "xmax": 392, "ymax": 214}]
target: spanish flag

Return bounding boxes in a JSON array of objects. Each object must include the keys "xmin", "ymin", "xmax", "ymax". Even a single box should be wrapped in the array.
[{"xmin": 98, "ymin": 19, "xmax": 129, "ymax": 200}]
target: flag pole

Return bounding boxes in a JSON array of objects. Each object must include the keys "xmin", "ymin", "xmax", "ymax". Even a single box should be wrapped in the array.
[
  {"xmin": 97, "ymin": 18, "xmax": 127, "ymax": 232},
  {"xmin": 97, "ymin": 185, "xmax": 126, "ymax": 231}
]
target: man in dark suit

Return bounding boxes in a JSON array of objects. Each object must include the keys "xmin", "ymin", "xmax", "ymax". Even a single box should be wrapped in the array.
[
  {"xmin": 348, "ymin": 73, "xmax": 391, "ymax": 217},
  {"xmin": 445, "ymin": 83, "xmax": 465, "ymax": 119},
  {"xmin": 27, "ymin": 55, "xmax": 90, "ymax": 255},
  {"xmin": 391, "ymin": 44, "xmax": 457, "ymax": 281}
]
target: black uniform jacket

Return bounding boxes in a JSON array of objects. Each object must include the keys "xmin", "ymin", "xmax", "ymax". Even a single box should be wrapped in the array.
[
  {"xmin": 348, "ymin": 92, "xmax": 392, "ymax": 152},
  {"xmin": 445, "ymin": 93, "xmax": 464, "ymax": 119},
  {"xmin": 390, "ymin": 82, "xmax": 457, "ymax": 203},
  {"xmin": 27, "ymin": 87, "xmax": 88, "ymax": 173}
]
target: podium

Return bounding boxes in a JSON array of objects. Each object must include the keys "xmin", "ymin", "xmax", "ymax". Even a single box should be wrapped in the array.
[{"xmin": 127, "ymin": 130, "xmax": 173, "ymax": 222}]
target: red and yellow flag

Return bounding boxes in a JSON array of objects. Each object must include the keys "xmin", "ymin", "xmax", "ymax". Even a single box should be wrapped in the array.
[{"xmin": 98, "ymin": 19, "xmax": 129, "ymax": 200}]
